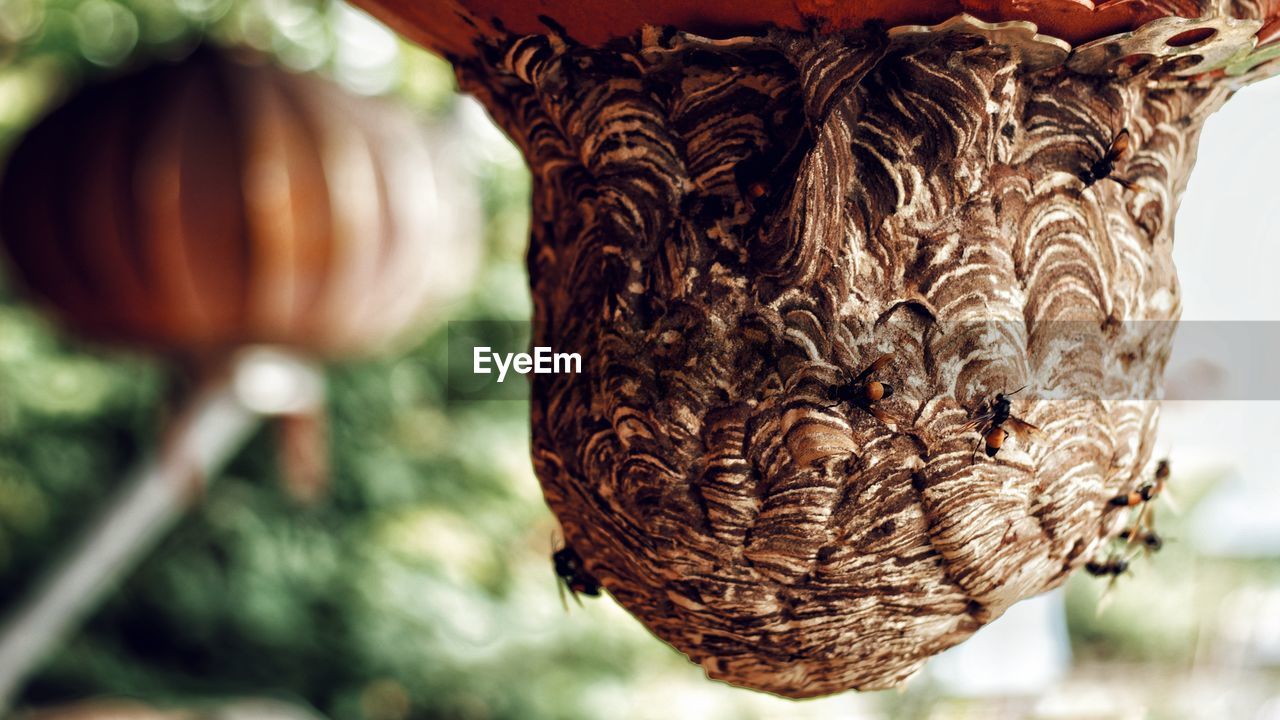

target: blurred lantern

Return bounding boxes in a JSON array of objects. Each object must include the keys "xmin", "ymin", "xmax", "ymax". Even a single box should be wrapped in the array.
[
  {"xmin": 0, "ymin": 46, "xmax": 477, "ymax": 708},
  {"xmin": 0, "ymin": 44, "xmax": 477, "ymax": 498},
  {"xmin": 1, "ymin": 45, "xmax": 473, "ymax": 358}
]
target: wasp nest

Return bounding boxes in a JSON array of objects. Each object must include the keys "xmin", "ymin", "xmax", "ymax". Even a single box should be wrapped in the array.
[{"xmin": 461, "ymin": 24, "xmax": 1235, "ymax": 696}]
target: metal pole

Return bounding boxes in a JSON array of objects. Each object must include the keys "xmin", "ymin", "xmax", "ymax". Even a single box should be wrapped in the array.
[{"xmin": 0, "ymin": 349, "xmax": 323, "ymax": 712}]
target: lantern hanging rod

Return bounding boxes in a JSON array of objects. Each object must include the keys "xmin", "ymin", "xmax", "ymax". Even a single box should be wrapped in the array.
[{"xmin": 0, "ymin": 349, "xmax": 324, "ymax": 713}]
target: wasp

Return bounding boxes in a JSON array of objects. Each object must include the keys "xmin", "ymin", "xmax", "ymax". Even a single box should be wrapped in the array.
[
  {"xmin": 1087, "ymin": 551, "xmax": 1136, "ymax": 613},
  {"xmin": 553, "ymin": 541, "xmax": 601, "ymax": 609},
  {"xmin": 962, "ymin": 387, "xmax": 1043, "ymax": 459},
  {"xmin": 1078, "ymin": 129, "xmax": 1139, "ymax": 191},
  {"xmin": 1152, "ymin": 457, "xmax": 1170, "ymax": 494},
  {"xmin": 1119, "ymin": 527, "xmax": 1164, "ymax": 553},
  {"xmin": 1109, "ymin": 484, "xmax": 1157, "ymax": 507},
  {"xmin": 1114, "ymin": 458, "xmax": 1172, "ymax": 551},
  {"xmin": 1085, "ymin": 555, "xmax": 1130, "ymax": 578},
  {"xmin": 825, "ymin": 353, "xmax": 895, "ymax": 426},
  {"xmin": 1110, "ymin": 458, "xmax": 1169, "ymax": 507},
  {"xmin": 1085, "ymin": 553, "xmax": 1132, "ymax": 596}
]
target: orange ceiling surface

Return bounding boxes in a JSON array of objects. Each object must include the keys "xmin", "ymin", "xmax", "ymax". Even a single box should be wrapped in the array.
[{"xmin": 352, "ymin": 0, "xmax": 1280, "ymax": 61}]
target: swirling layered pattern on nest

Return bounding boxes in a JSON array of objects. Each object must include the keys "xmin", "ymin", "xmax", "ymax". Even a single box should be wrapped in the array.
[{"xmin": 461, "ymin": 24, "xmax": 1232, "ymax": 696}]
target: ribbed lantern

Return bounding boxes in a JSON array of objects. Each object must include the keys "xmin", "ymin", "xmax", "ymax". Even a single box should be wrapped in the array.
[
  {"xmin": 0, "ymin": 47, "xmax": 479, "ymax": 708},
  {"xmin": 348, "ymin": 0, "xmax": 1280, "ymax": 698},
  {"xmin": 0, "ymin": 46, "xmax": 475, "ymax": 360}
]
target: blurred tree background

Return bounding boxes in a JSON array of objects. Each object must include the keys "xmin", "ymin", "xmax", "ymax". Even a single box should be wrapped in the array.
[
  {"xmin": 0, "ymin": 1, "xmax": 680, "ymax": 717},
  {"xmin": 2, "ymin": 1, "xmax": 1279, "ymax": 718}
]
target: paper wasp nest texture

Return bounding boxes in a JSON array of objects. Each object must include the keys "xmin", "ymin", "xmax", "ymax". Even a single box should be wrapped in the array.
[{"xmin": 461, "ymin": 26, "xmax": 1234, "ymax": 695}]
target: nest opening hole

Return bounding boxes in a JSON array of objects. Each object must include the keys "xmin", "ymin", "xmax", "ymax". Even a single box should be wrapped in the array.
[{"xmin": 1166, "ymin": 28, "xmax": 1217, "ymax": 47}]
